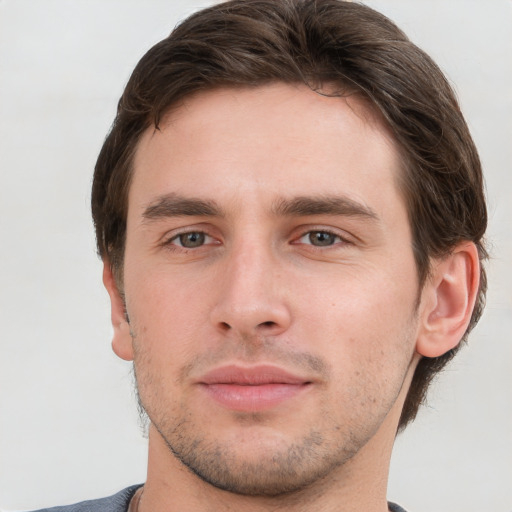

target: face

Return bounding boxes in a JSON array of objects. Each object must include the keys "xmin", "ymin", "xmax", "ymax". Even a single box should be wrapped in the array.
[{"xmin": 114, "ymin": 84, "xmax": 424, "ymax": 496}]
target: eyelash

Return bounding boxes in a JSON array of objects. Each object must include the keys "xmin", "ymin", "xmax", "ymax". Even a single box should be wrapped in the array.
[
  {"xmin": 164, "ymin": 231, "xmax": 217, "ymax": 250},
  {"xmin": 162, "ymin": 228, "xmax": 350, "ymax": 251},
  {"xmin": 295, "ymin": 229, "xmax": 348, "ymax": 248}
]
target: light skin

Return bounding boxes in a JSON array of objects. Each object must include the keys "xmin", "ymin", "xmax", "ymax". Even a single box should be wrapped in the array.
[{"xmin": 103, "ymin": 83, "xmax": 479, "ymax": 512}]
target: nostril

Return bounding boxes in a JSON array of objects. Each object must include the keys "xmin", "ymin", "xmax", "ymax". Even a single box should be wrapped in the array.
[
  {"xmin": 220, "ymin": 321, "xmax": 231, "ymax": 331},
  {"xmin": 260, "ymin": 321, "xmax": 276, "ymax": 328}
]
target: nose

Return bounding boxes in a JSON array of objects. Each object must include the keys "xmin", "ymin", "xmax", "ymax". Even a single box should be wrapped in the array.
[{"xmin": 209, "ymin": 240, "xmax": 292, "ymax": 338}]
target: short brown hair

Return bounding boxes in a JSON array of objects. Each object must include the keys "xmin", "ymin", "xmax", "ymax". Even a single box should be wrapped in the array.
[{"xmin": 92, "ymin": 0, "xmax": 487, "ymax": 430}]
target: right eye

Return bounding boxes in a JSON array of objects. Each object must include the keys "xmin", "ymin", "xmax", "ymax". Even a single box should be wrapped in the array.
[{"xmin": 168, "ymin": 231, "xmax": 210, "ymax": 248}]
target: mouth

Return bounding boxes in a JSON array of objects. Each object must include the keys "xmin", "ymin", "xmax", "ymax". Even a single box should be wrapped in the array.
[{"xmin": 197, "ymin": 364, "xmax": 313, "ymax": 412}]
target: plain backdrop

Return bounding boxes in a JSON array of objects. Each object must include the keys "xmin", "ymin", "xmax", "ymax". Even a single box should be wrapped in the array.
[{"xmin": 0, "ymin": 1, "xmax": 511, "ymax": 511}]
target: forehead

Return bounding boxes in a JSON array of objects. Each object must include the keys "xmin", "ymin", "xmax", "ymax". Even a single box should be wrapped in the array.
[{"xmin": 130, "ymin": 83, "xmax": 404, "ymax": 220}]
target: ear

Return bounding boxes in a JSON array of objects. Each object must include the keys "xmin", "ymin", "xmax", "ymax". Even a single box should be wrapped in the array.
[
  {"xmin": 102, "ymin": 260, "xmax": 134, "ymax": 361},
  {"xmin": 416, "ymin": 242, "xmax": 480, "ymax": 358}
]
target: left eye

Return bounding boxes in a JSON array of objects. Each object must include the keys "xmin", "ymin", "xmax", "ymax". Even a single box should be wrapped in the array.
[
  {"xmin": 170, "ymin": 232, "xmax": 210, "ymax": 248},
  {"xmin": 298, "ymin": 231, "xmax": 342, "ymax": 247}
]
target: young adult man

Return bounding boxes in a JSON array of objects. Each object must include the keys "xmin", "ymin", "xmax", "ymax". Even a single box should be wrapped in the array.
[{"xmin": 34, "ymin": 1, "xmax": 487, "ymax": 511}]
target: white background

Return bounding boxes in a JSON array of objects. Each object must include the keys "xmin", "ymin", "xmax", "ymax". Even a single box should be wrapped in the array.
[{"xmin": 0, "ymin": 1, "xmax": 511, "ymax": 511}]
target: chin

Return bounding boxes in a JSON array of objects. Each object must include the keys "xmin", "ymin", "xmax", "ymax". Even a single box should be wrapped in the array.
[{"xmin": 156, "ymin": 420, "xmax": 360, "ymax": 497}]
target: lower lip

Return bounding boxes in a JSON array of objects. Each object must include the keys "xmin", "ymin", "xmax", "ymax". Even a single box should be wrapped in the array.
[{"xmin": 200, "ymin": 383, "xmax": 309, "ymax": 412}]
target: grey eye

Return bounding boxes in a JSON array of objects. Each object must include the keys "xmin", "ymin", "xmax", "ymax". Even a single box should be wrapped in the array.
[
  {"xmin": 177, "ymin": 232, "xmax": 206, "ymax": 248},
  {"xmin": 307, "ymin": 231, "xmax": 338, "ymax": 246}
]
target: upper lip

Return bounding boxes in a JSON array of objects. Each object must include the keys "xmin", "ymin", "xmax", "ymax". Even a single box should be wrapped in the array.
[{"xmin": 198, "ymin": 365, "xmax": 311, "ymax": 385}]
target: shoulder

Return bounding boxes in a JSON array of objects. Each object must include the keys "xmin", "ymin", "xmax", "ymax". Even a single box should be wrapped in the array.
[
  {"xmin": 26, "ymin": 485, "xmax": 142, "ymax": 512},
  {"xmin": 388, "ymin": 502, "xmax": 409, "ymax": 512}
]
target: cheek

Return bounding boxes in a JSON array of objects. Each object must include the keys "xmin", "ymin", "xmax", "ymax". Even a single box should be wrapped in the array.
[
  {"xmin": 125, "ymin": 268, "xmax": 212, "ymax": 366},
  {"xmin": 305, "ymin": 283, "xmax": 418, "ymax": 428},
  {"xmin": 299, "ymin": 258, "xmax": 418, "ymax": 328},
  {"xmin": 128, "ymin": 262, "xmax": 210, "ymax": 318},
  {"xmin": 295, "ymin": 262, "xmax": 419, "ymax": 379}
]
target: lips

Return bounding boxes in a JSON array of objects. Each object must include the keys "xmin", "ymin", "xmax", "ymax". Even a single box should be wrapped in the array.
[{"xmin": 198, "ymin": 365, "xmax": 312, "ymax": 412}]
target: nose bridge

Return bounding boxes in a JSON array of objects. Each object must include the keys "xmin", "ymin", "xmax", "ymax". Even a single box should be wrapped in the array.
[
  {"xmin": 231, "ymin": 235, "xmax": 271, "ymax": 288},
  {"xmin": 210, "ymin": 233, "xmax": 291, "ymax": 336}
]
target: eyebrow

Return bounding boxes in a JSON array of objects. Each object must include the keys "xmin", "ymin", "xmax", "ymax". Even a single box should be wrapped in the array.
[
  {"xmin": 142, "ymin": 193, "xmax": 224, "ymax": 221},
  {"xmin": 271, "ymin": 195, "xmax": 379, "ymax": 220},
  {"xmin": 141, "ymin": 193, "xmax": 378, "ymax": 223}
]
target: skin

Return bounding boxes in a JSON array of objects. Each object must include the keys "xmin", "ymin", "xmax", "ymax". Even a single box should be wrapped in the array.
[{"xmin": 104, "ymin": 83, "xmax": 479, "ymax": 512}]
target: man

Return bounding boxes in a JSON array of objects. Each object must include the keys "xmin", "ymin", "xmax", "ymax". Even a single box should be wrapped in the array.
[{"xmin": 34, "ymin": 0, "xmax": 487, "ymax": 511}]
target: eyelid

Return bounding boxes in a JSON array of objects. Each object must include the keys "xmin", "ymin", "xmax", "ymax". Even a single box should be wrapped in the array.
[
  {"xmin": 158, "ymin": 224, "xmax": 356, "ymax": 249},
  {"xmin": 160, "ymin": 225, "xmax": 221, "ymax": 248},
  {"xmin": 170, "ymin": 232, "xmax": 214, "ymax": 247},
  {"xmin": 293, "ymin": 225, "xmax": 357, "ymax": 243},
  {"xmin": 300, "ymin": 231, "xmax": 341, "ymax": 243},
  {"xmin": 291, "ymin": 226, "xmax": 354, "ymax": 247}
]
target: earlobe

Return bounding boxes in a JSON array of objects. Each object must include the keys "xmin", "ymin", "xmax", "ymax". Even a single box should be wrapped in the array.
[
  {"xmin": 102, "ymin": 260, "xmax": 134, "ymax": 361},
  {"xmin": 416, "ymin": 242, "xmax": 480, "ymax": 358}
]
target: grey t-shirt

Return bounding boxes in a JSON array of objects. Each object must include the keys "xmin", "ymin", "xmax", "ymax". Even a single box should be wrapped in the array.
[
  {"xmin": 30, "ymin": 485, "xmax": 408, "ymax": 511},
  {"xmin": 28, "ymin": 486, "xmax": 141, "ymax": 512},
  {"xmin": 389, "ymin": 502, "xmax": 408, "ymax": 512}
]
